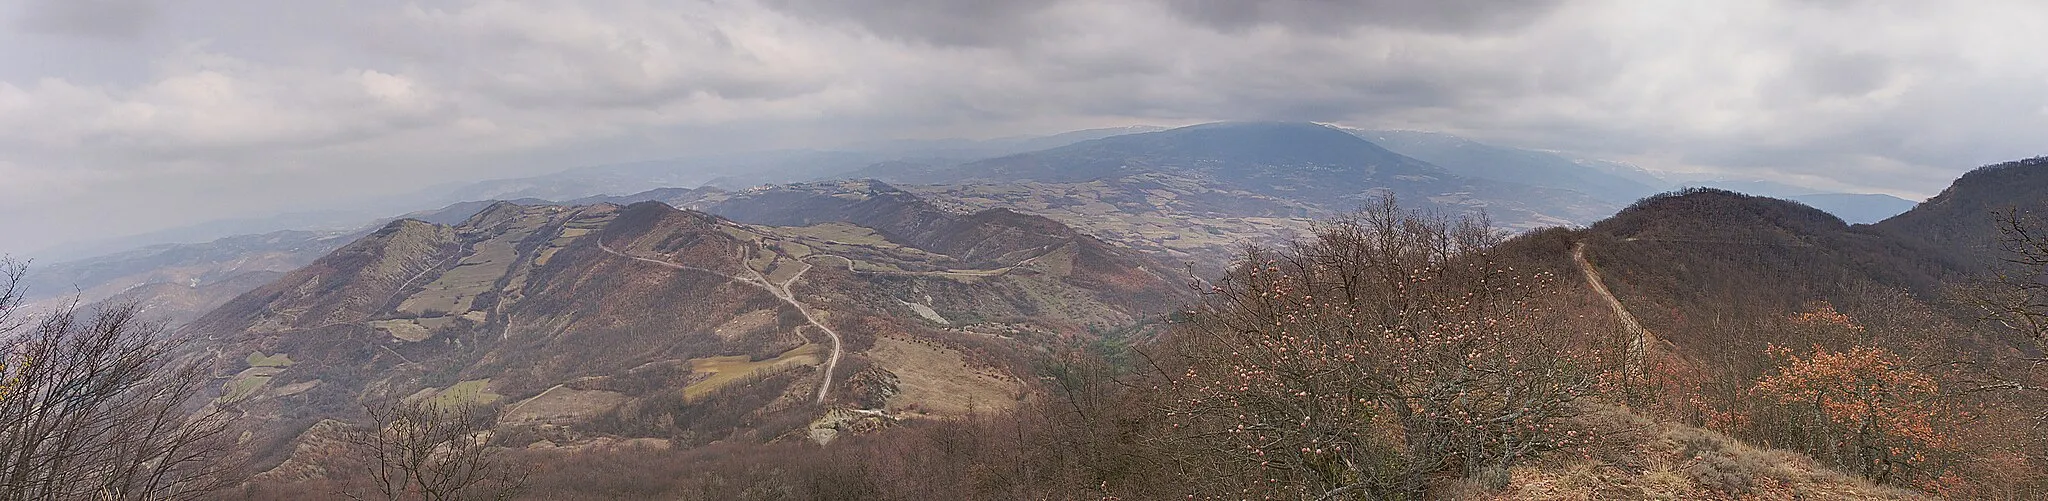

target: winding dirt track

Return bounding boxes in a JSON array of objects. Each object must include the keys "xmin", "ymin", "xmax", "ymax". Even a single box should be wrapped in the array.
[
  {"xmin": 597, "ymin": 242, "xmax": 843, "ymax": 404},
  {"xmin": 1573, "ymin": 242, "xmax": 1648, "ymax": 371},
  {"xmin": 595, "ymin": 235, "xmax": 1075, "ymax": 404}
]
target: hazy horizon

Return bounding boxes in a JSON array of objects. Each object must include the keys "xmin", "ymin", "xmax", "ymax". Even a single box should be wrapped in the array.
[{"xmin": 6, "ymin": 0, "xmax": 2045, "ymax": 256}]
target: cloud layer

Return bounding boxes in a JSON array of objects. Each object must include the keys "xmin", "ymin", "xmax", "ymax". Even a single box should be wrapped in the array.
[{"xmin": 4, "ymin": 0, "xmax": 2046, "ymax": 255}]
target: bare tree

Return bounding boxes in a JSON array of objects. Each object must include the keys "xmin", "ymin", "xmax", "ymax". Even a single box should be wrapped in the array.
[
  {"xmin": 341, "ymin": 399, "xmax": 528, "ymax": 501},
  {"xmin": 0, "ymin": 258, "xmax": 235, "ymax": 500},
  {"xmin": 1980, "ymin": 209, "xmax": 2048, "ymax": 346},
  {"xmin": 1955, "ymin": 209, "xmax": 2048, "ymax": 409},
  {"xmin": 1149, "ymin": 198, "xmax": 1600, "ymax": 500}
]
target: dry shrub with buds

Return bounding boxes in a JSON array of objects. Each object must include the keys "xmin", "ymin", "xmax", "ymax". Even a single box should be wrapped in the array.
[{"xmin": 1148, "ymin": 198, "xmax": 1600, "ymax": 500}]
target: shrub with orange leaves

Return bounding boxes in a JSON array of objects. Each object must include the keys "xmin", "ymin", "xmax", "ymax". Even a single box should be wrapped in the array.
[
  {"xmin": 1751, "ymin": 343, "xmax": 1950, "ymax": 487},
  {"xmin": 1788, "ymin": 302, "xmax": 1863, "ymax": 333}
]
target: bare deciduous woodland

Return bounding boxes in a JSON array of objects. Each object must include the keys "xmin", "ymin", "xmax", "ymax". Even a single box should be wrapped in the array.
[{"xmin": 0, "ymin": 259, "xmax": 234, "ymax": 500}]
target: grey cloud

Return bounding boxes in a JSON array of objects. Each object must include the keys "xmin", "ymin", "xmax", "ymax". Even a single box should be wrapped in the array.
[
  {"xmin": 4, "ymin": 0, "xmax": 2048, "ymax": 256},
  {"xmin": 1785, "ymin": 0, "xmax": 1876, "ymax": 9},
  {"xmin": 394, "ymin": 2, "xmax": 836, "ymax": 110},
  {"xmin": 12, "ymin": 0, "xmax": 160, "ymax": 40},
  {"xmin": 1162, "ymin": 0, "xmax": 1566, "ymax": 34},
  {"xmin": 760, "ymin": 0, "xmax": 1054, "ymax": 47},
  {"xmin": 862, "ymin": 17, "xmax": 1564, "ymax": 128},
  {"xmin": 1788, "ymin": 50, "xmax": 1895, "ymax": 99}
]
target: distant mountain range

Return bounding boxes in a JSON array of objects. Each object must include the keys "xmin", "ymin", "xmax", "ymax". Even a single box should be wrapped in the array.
[
  {"xmin": 41, "ymin": 121, "xmax": 1926, "ymax": 266},
  {"xmin": 877, "ymin": 122, "xmax": 1624, "ymax": 264},
  {"xmin": 1357, "ymin": 128, "xmax": 1920, "ymax": 224},
  {"xmin": 24, "ymin": 120, "xmax": 1930, "ymax": 331},
  {"xmin": 1781, "ymin": 193, "xmax": 1919, "ymax": 224},
  {"xmin": 1350, "ymin": 128, "xmax": 1662, "ymax": 204},
  {"xmin": 437, "ymin": 126, "xmax": 1173, "ymax": 204},
  {"xmin": 563, "ymin": 122, "xmax": 1627, "ymax": 267}
]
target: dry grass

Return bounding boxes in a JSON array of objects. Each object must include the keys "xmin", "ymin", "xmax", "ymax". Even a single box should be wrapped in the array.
[
  {"xmin": 711, "ymin": 309, "xmax": 780, "ymax": 342},
  {"xmin": 223, "ymin": 374, "xmax": 272, "ymax": 402},
  {"xmin": 219, "ymin": 366, "xmax": 289, "ymax": 402},
  {"xmin": 501, "ymin": 386, "xmax": 631, "ymax": 425},
  {"xmin": 368, "ymin": 318, "xmax": 440, "ymax": 342},
  {"xmin": 760, "ymin": 223, "xmax": 950, "ymax": 265},
  {"xmin": 1464, "ymin": 403, "xmax": 1927, "ymax": 501},
  {"xmin": 408, "ymin": 379, "xmax": 504, "ymax": 408},
  {"xmin": 764, "ymin": 258, "xmax": 805, "ymax": 285},
  {"xmin": 778, "ymin": 222, "xmax": 893, "ymax": 247},
  {"xmin": 682, "ymin": 344, "xmax": 823, "ymax": 401},
  {"xmin": 901, "ymin": 301, "xmax": 950, "ymax": 325},
  {"xmin": 535, "ymin": 247, "xmax": 562, "ymax": 266},
  {"xmin": 270, "ymin": 379, "xmax": 320, "ymax": 398},
  {"xmin": 865, "ymin": 335, "xmax": 1022, "ymax": 417}
]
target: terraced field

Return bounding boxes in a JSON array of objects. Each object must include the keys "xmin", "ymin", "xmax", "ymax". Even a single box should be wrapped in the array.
[
  {"xmin": 218, "ymin": 351, "xmax": 299, "ymax": 403},
  {"xmin": 397, "ymin": 240, "xmax": 518, "ymax": 315}
]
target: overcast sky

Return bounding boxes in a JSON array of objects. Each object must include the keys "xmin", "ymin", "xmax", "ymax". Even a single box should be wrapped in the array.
[{"xmin": 5, "ymin": 0, "xmax": 2048, "ymax": 257}]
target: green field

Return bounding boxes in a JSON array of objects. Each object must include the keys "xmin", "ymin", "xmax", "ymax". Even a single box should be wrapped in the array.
[
  {"xmin": 223, "ymin": 376, "xmax": 270, "ymax": 401},
  {"xmin": 429, "ymin": 379, "xmax": 504, "ymax": 407},
  {"xmin": 220, "ymin": 366, "xmax": 285, "ymax": 402},
  {"xmin": 245, "ymin": 351, "xmax": 294, "ymax": 367},
  {"xmin": 398, "ymin": 240, "xmax": 520, "ymax": 316}
]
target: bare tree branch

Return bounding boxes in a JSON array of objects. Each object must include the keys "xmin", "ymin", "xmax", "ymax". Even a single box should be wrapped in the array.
[
  {"xmin": 0, "ymin": 261, "xmax": 234, "ymax": 501},
  {"xmin": 341, "ymin": 399, "xmax": 529, "ymax": 501}
]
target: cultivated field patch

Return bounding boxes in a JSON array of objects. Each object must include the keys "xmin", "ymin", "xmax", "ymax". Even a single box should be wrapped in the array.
[
  {"xmin": 866, "ymin": 335, "xmax": 1022, "ymax": 416},
  {"xmin": 682, "ymin": 344, "xmax": 823, "ymax": 401},
  {"xmin": 398, "ymin": 240, "xmax": 519, "ymax": 316},
  {"xmin": 246, "ymin": 351, "xmax": 294, "ymax": 368},
  {"xmin": 410, "ymin": 378, "xmax": 504, "ymax": 408},
  {"xmin": 500, "ymin": 386, "xmax": 631, "ymax": 425}
]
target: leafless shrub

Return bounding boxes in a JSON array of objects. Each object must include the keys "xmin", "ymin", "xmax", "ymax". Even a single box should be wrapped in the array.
[
  {"xmin": 339, "ymin": 400, "xmax": 528, "ymax": 501},
  {"xmin": 1148, "ymin": 197, "xmax": 1601, "ymax": 499},
  {"xmin": 0, "ymin": 257, "xmax": 235, "ymax": 500}
]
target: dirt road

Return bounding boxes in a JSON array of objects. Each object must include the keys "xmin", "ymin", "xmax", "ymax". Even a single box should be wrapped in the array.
[
  {"xmin": 1573, "ymin": 241, "xmax": 1648, "ymax": 371},
  {"xmin": 598, "ymin": 241, "xmax": 844, "ymax": 404}
]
